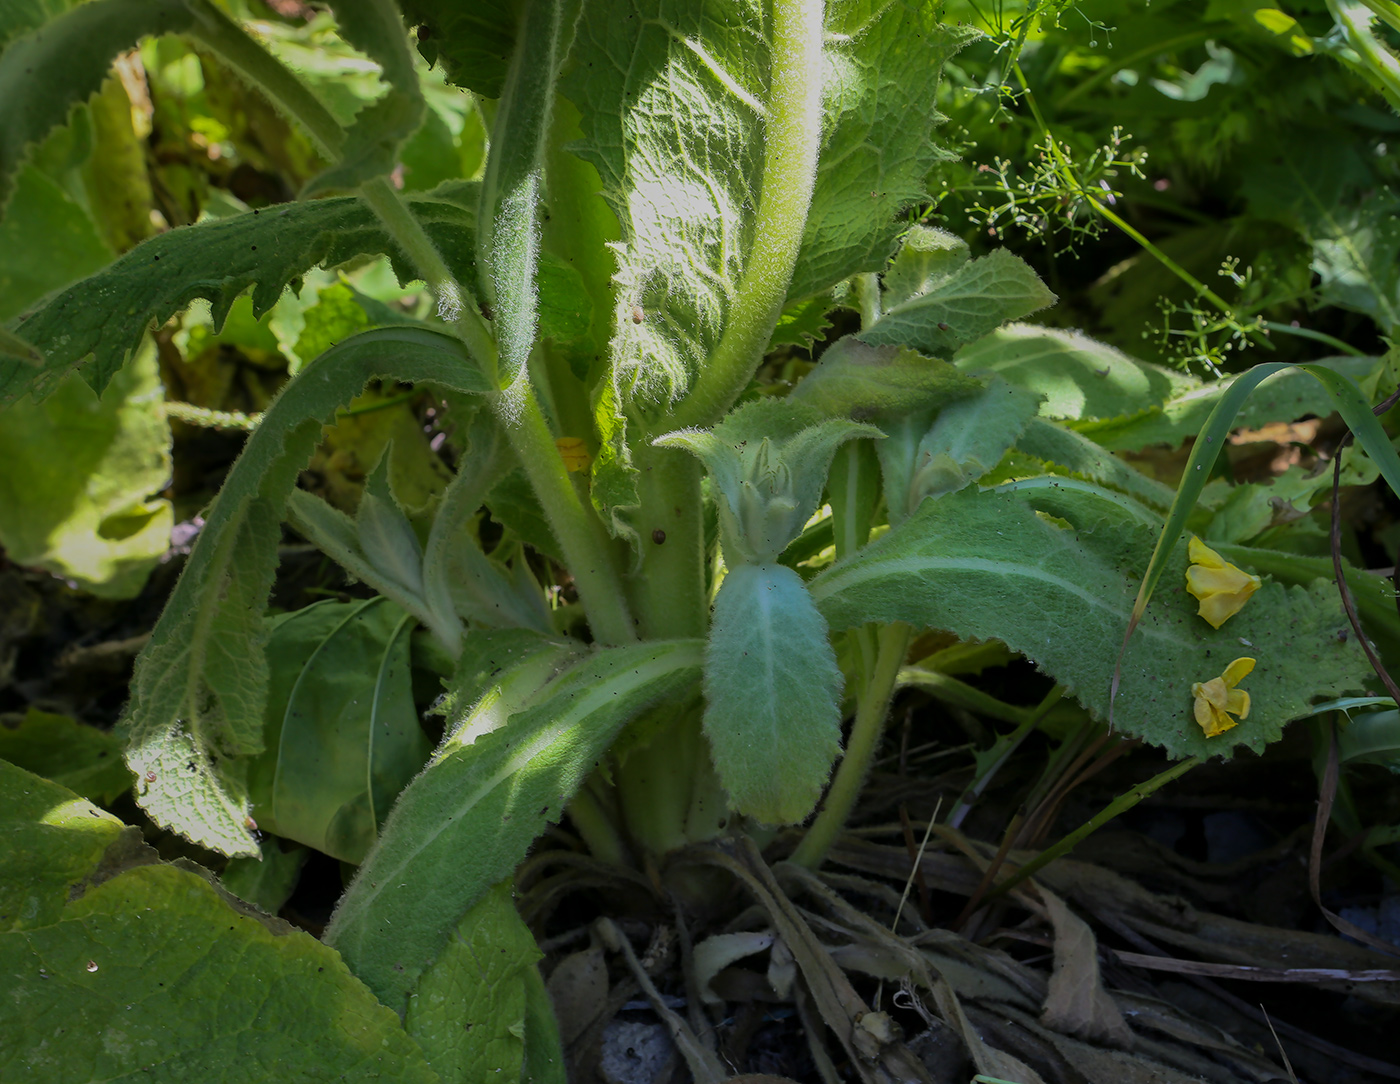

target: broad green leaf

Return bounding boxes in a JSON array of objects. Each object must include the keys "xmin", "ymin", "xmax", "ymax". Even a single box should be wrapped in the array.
[
  {"xmin": 487, "ymin": 468, "xmax": 565, "ymax": 563},
  {"xmin": 219, "ymin": 838, "xmax": 308, "ymax": 915},
  {"xmin": 656, "ymin": 398, "xmax": 881, "ymax": 565},
  {"xmin": 1203, "ymin": 445, "xmax": 1377, "ymax": 544},
  {"xmin": 787, "ymin": 14, "xmax": 978, "ymax": 300},
  {"xmin": 123, "ymin": 327, "xmax": 491, "ymax": 859},
  {"xmin": 0, "ymin": 340, "xmax": 171, "ymax": 598},
  {"xmin": 0, "ymin": 0, "xmax": 194, "ymax": 215},
  {"xmin": 876, "ymin": 377, "xmax": 1042, "ymax": 522},
  {"xmin": 881, "ymin": 225, "xmax": 970, "ymax": 310},
  {"xmin": 789, "ymin": 335, "xmax": 983, "ymax": 421},
  {"xmin": 954, "ymin": 324, "xmax": 1195, "ymax": 422},
  {"xmin": 0, "ymin": 862, "xmax": 437, "ymax": 1082},
  {"xmin": 406, "ymin": 880, "xmax": 540, "ymax": 1080},
  {"xmin": 0, "ymin": 708, "xmax": 131, "ymax": 805},
  {"xmin": 0, "ymin": 165, "xmax": 113, "ymax": 323},
  {"xmin": 245, "ymin": 598, "xmax": 432, "ymax": 865},
  {"xmin": 809, "ymin": 482, "xmax": 1370, "ymax": 759},
  {"xmin": 1013, "ymin": 417, "xmax": 1178, "ymax": 511},
  {"xmin": 1074, "ymin": 356, "xmax": 1382, "ymax": 451},
  {"xmin": 704, "ymin": 563, "xmax": 842, "ymax": 825},
  {"xmin": 478, "ymin": 0, "xmax": 563, "ymax": 394},
  {"xmin": 3, "ymin": 184, "xmax": 478, "ymax": 404},
  {"xmin": 562, "ymin": 0, "xmax": 770, "ymax": 406},
  {"xmin": 0, "ymin": 759, "xmax": 131, "ymax": 933},
  {"xmin": 857, "ymin": 249, "xmax": 1056, "ymax": 356},
  {"xmin": 326, "ymin": 639, "xmax": 703, "ymax": 1014},
  {"xmin": 399, "ymin": 0, "xmax": 519, "ymax": 98},
  {"xmin": 769, "ymin": 295, "xmax": 835, "ymax": 351}
]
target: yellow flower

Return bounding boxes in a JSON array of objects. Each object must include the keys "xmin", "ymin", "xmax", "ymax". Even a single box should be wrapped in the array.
[
  {"xmin": 1191, "ymin": 657, "xmax": 1255, "ymax": 738},
  {"xmin": 1185, "ymin": 537, "xmax": 1261, "ymax": 628}
]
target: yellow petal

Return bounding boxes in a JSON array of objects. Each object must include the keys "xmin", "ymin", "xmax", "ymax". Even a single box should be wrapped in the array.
[
  {"xmin": 1188, "ymin": 536, "xmax": 1227, "ymax": 569},
  {"xmin": 1226, "ymin": 688, "xmax": 1250, "ymax": 719},
  {"xmin": 1222, "ymin": 657, "xmax": 1255, "ymax": 687}
]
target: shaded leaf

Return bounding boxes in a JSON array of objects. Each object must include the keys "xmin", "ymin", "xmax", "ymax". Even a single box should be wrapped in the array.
[
  {"xmin": 0, "ymin": 708, "xmax": 131, "ymax": 806},
  {"xmin": 219, "ymin": 838, "xmax": 308, "ymax": 915},
  {"xmin": 246, "ymin": 598, "xmax": 431, "ymax": 865},
  {"xmin": 954, "ymin": 324, "xmax": 1195, "ymax": 422},
  {"xmin": 789, "ymin": 335, "xmax": 983, "ymax": 422},
  {"xmin": 881, "ymin": 225, "xmax": 970, "ymax": 310},
  {"xmin": 0, "ymin": 340, "xmax": 171, "ymax": 598}
]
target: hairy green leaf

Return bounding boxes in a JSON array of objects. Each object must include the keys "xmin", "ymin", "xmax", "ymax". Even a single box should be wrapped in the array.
[
  {"xmin": 326, "ymin": 639, "xmax": 702, "ymax": 1014},
  {"xmin": 788, "ymin": 13, "xmax": 977, "ymax": 299},
  {"xmin": 124, "ymin": 327, "xmax": 491, "ymax": 859},
  {"xmin": 479, "ymin": 0, "xmax": 563, "ymax": 394},
  {"xmin": 0, "ymin": 862, "xmax": 436, "ymax": 1081},
  {"xmin": 954, "ymin": 324, "xmax": 1196, "ymax": 422},
  {"xmin": 657, "ymin": 398, "xmax": 880, "ymax": 565},
  {"xmin": 857, "ymin": 249, "xmax": 1057, "ymax": 356},
  {"xmin": 0, "ymin": 708, "xmax": 131, "ymax": 806},
  {"xmin": 704, "ymin": 563, "xmax": 842, "ymax": 825},
  {"xmin": 881, "ymin": 225, "xmax": 971, "ymax": 310},
  {"xmin": 406, "ymin": 880, "xmax": 540, "ymax": 1079},
  {"xmin": 789, "ymin": 335, "xmax": 983, "ymax": 422},
  {"xmin": 0, "ymin": 340, "xmax": 171, "ymax": 598},
  {"xmin": 810, "ymin": 482, "xmax": 1369, "ymax": 759},
  {"xmin": 3, "ymin": 185, "xmax": 477, "ymax": 404},
  {"xmin": 246, "ymin": 598, "xmax": 432, "ymax": 865}
]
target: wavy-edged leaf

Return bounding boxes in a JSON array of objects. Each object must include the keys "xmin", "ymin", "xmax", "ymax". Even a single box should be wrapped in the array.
[
  {"xmin": 1013, "ymin": 417, "xmax": 1177, "ymax": 511},
  {"xmin": 857, "ymin": 249, "xmax": 1056, "ymax": 357},
  {"xmin": 325, "ymin": 639, "xmax": 703, "ymax": 1014},
  {"xmin": 0, "ymin": 0, "xmax": 195, "ymax": 215},
  {"xmin": 704, "ymin": 563, "xmax": 842, "ymax": 825},
  {"xmin": 123, "ymin": 327, "xmax": 491, "ymax": 859},
  {"xmin": 789, "ymin": 15, "xmax": 978, "ymax": 300},
  {"xmin": 0, "ymin": 764, "xmax": 436, "ymax": 1082},
  {"xmin": 3, "ymin": 184, "xmax": 477, "ymax": 404},
  {"xmin": 246, "ymin": 598, "xmax": 432, "ymax": 865},
  {"xmin": 406, "ymin": 880, "xmax": 540, "ymax": 1078},
  {"xmin": 809, "ymin": 481, "xmax": 1370, "ymax": 759},
  {"xmin": 954, "ymin": 323, "xmax": 1196, "ymax": 422},
  {"xmin": 399, "ymin": 0, "xmax": 519, "ymax": 98}
]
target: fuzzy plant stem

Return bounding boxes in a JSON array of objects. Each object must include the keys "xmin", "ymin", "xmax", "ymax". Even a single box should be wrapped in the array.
[
  {"xmin": 791, "ymin": 621, "xmax": 913, "ymax": 869},
  {"xmin": 188, "ymin": 8, "xmax": 636, "ymax": 645},
  {"xmin": 662, "ymin": 0, "xmax": 826, "ymax": 433}
]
